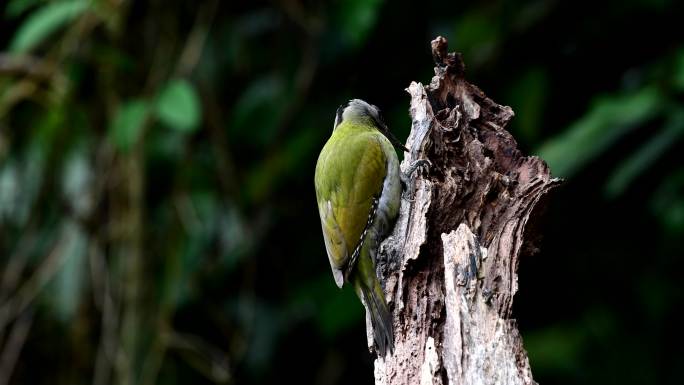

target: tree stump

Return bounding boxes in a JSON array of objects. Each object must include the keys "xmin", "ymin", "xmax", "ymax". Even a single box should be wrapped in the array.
[{"xmin": 370, "ymin": 36, "xmax": 561, "ymax": 385}]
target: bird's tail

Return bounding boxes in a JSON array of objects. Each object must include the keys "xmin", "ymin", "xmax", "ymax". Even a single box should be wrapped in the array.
[{"xmin": 354, "ymin": 251, "xmax": 394, "ymax": 357}]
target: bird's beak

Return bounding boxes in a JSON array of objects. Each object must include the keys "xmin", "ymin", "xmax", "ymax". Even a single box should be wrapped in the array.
[{"xmin": 383, "ymin": 124, "xmax": 409, "ymax": 153}]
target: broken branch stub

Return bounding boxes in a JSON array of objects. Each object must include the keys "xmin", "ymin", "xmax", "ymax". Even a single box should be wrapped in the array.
[{"xmin": 372, "ymin": 36, "xmax": 561, "ymax": 385}]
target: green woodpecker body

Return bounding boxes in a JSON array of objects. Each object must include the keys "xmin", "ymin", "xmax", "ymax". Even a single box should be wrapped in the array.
[{"xmin": 314, "ymin": 99, "xmax": 402, "ymax": 356}]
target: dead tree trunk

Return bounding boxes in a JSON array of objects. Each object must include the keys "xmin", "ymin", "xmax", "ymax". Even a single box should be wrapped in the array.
[{"xmin": 371, "ymin": 37, "xmax": 561, "ymax": 385}]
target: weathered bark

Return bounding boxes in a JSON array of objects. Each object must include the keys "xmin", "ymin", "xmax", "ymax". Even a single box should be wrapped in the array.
[{"xmin": 370, "ymin": 37, "xmax": 561, "ymax": 385}]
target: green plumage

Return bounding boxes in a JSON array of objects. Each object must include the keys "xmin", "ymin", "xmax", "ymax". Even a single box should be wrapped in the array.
[{"xmin": 314, "ymin": 101, "xmax": 401, "ymax": 356}]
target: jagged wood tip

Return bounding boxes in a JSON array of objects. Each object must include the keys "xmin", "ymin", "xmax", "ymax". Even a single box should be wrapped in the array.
[{"xmin": 370, "ymin": 37, "xmax": 560, "ymax": 385}]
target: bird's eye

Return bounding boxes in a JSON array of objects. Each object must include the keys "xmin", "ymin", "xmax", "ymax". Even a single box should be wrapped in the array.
[{"xmin": 335, "ymin": 103, "xmax": 347, "ymax": 126}]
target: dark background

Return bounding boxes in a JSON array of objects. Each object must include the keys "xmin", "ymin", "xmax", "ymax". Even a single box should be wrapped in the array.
[{"xmin": 0, "ymin": 0, "xmax": 683, "ymax": 384}]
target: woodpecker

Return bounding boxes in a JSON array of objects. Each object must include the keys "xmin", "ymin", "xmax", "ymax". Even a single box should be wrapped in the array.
[{"xmin": 314, "ymin": 99, "xmax": 407, "ymax": 356}]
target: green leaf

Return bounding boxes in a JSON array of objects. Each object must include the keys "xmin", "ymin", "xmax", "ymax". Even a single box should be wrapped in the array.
[
  {"xmin": 9, "ymin": 0, "xmax": 90, "ymax": 53},
  {"xmin": 109, "ymin": 99, "xmax": 149, "ymax": 152},
  {"xmin": 536, "ymin": 86, "xmax": 663, "ymax": 177},
  {"xmin": 155, "ymin": 78, "xmax": 201, "ymax": 132},
  {"xmin": 6, "ymin": 0, "xmax": 43, "ymax": 18},
  {"xmin": 605, "ymin": 109, "xmax": 684, "ymax": 197}
]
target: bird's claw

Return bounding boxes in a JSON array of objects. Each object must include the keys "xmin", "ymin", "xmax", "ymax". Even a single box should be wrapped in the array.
[{"xmin": 401, "ymin": 159, "xmax": 431, "ymax": 201}]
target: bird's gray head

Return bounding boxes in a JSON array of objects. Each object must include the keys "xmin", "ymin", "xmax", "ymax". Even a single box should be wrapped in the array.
[
  {"xmin": 333, "ymin": 99, "xmax": 408, "ymax": 151},
  {"xmin": 333, "ymin": 99, "xmax": 383, "ymax": 130}
]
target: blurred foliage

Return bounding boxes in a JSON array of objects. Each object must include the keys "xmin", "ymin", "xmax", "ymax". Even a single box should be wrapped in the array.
[
  {"xmin": 0, "ymin": 0, "xmax": 683, "ymax": 385},
  {"xmin": 9, "ymin": 0, "xmax": 89, "ymax": 53},
  {"xmin": 110, "ymin": 99, "xmax": 149, "ymax": 151},
  {"xmin": 155, "ymin": 78, "xmax": 201, "ymax": 133}
]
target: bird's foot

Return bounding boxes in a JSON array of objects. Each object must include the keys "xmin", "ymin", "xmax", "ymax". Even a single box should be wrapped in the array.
[{"xmin": 401, "ymin": 159, "xmax": 431, "ymax": 201}]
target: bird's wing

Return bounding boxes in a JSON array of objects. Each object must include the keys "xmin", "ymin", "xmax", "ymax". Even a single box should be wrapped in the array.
[
  {"xmin": 315, "ymin": 132, "xmax": 387, "ymax": 287},
  {"xmin": 317, "ymin": 199, "xmax": 347, "ymax": 287}
]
